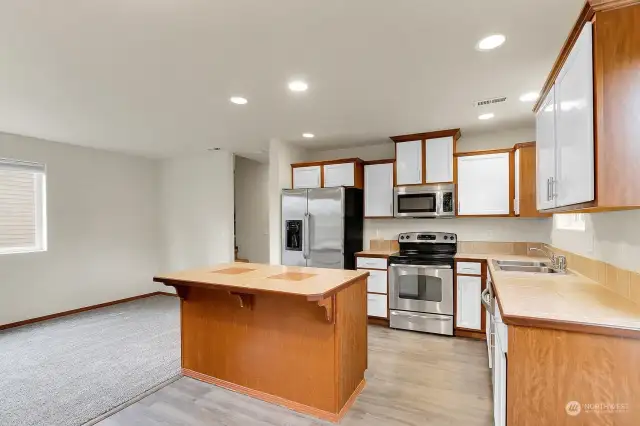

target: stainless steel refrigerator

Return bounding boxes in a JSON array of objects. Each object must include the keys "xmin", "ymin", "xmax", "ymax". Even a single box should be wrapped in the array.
[{"xmin": 281, "ymin": 187, "xmax": 363, "ymax": 269}]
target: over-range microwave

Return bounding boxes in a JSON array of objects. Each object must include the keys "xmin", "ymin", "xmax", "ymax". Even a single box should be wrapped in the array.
[{"xmin": 394, "ymin": 184, "xmax": 455, "ymax": 218}]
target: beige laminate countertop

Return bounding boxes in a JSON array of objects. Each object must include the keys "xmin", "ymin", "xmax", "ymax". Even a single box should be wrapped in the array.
[
  {"xmin": 458, "ymin": 253, "xmax": 640, "ymax": 338},
  {"xmin": 355, "ymin": 250, "xmax": 396, "ymax": 258},
  {"xmin": 154, "ymin": 262, "xmax": 369, "ymax": 301}
]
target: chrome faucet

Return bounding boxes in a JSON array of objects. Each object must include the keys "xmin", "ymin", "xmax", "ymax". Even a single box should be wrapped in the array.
[{"xmin": 529, "ymin": 247, "xmax": 566, "ymax": 273}]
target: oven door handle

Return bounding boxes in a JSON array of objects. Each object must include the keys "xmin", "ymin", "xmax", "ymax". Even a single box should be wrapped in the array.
[{"xmin": 390, "ymin": 264, "xmax": 451, "ymax": 269}]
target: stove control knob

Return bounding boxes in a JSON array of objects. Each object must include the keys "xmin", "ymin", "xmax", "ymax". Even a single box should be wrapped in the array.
[{"xmin": 443, "ymin": 236, "xmax": 448, "ymax": 240}]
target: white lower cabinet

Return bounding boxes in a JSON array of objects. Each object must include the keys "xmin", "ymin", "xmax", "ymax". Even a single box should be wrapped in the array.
[
  {"xmin": 493, "ymin": 320, "xmax": 508, "ymax": 426},
  {"xmin": 486, "ymin": 308, "xmax": 492, "ymax": 369},
  {"xmin": 367, "ymin": 293, "xmax": 387, "ymax": 318},
  {"xmin": 456, "ymin": 275, "xmax": 482, "ymax": 330},
  {"xmin": 362, "ymin": 269, "xmax": 387, "ymax": 294}
]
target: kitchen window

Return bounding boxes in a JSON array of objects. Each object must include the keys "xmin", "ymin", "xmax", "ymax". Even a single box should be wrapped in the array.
[
  {"xmin": 0, "ymin": 158, "xmax": 47, "ymax": 254},
  {"xmin": 554, "ymin": 213, "xmax": 586, "ymax": 232}
]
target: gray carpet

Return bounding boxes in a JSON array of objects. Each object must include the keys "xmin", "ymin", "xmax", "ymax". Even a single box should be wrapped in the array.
[{"xmin": 0, "ymin": 295, "xmax": 181, "ymax": 426}]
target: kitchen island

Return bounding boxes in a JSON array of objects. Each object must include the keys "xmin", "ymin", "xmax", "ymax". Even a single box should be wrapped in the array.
[{"xmin": 154, "ymin": 263, "xmax": 369, "ymax": 423}]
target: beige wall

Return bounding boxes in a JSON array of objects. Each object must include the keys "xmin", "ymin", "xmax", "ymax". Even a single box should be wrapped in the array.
[
  {"xmin": 235, "ymin": 156, "xmax": 269, "ymax": 263},
  {"xmin": 307, "ymin": 126, "xmax": 550, "ymax": 248},
  {"xmin": 268, "ymin": 139, "xmax": 308, "ymax": 264},
  {"xmin": 160, "ymin": 150, "xmax": 235, "ymax": 273},
  {"xmin": 308, "ymin": 126, "xmax": 536, "ymax": 163},
  {"xmin": 457, "ymin": 127, "xmax": 535, "ymax": 152},
  {"xmin": 309, "ymin": 143, "xmax": 395, "ymax": 162},
  {"xmin": 551, "ymin": 211, "xmax": 640, "ymax": 273},
  {"xmin": 0, "ymin": 132, "xmax": 163, "ymax": 325}
]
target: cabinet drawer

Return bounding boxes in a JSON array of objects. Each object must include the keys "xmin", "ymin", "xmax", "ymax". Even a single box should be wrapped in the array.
[
  {"xmin": 359, "ymin": 269, "xmax": 387, "ymax": 294},
  {"xmin": 456, "ymin": 261, "xmax": 482, "ymax": 275},
  {"xmin": 367, "ymin": 293, "xmax": 388, "ymax": 318},
  {"xmin": 356, "ymin": 257, "xmax": 388, "ymax": 270}
]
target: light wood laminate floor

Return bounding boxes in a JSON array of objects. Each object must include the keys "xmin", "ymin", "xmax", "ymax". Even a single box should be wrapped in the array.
[{"xmin": 98, "ymin": 326, "xmax": 493, "ymax": 426}]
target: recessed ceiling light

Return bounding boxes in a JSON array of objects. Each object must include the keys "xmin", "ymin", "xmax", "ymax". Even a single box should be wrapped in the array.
[
  {"xmin": 288, "ymin": 81, "xmax": 308, "ymax": 92},
  {"xmin": 476, "ymin": 34, "xmax": 506, "ymax": 51},
  {"xmin": 230, "ymin": 96, "xmax": 248, "ymax": 105},
  {"xmin": 519, "ymin": 92, "xmax": 540, "ymax": 102},
  {"xmin": 478, "ymin": 113, "xmax": 495, "ymax": 120},
  {"xmin": 302, "ymin": 133, "xmax": 315, "ymax": 138}
]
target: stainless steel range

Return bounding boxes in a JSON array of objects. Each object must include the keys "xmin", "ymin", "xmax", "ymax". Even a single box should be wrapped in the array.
[{"xmin": 389, "ymin": 232, "xmax": 457, "ymax": 336}]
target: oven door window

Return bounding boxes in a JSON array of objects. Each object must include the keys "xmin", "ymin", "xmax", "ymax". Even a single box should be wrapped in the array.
[
  {"xmin": 397, "ymin": 193, "xmax": 437, "ymax": 214},
  {"xmin": 397, "ymin": 274, "xmax": 443, "ymax": 302}
]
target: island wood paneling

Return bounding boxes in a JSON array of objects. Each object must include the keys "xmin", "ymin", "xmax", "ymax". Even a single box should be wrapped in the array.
[
  {"xmin": 181, "ymin": 288, "xmax": 336, "ymax": 413},
  {"xmin": 507, "ymin": 325, "xmax": 640, "ymax": 426},
  {"xmin": 177, "ymin": 277, "xmax": 368, "ymax": 422},
  {"xmin": 336, "ymin": 278, "xmax": 368, "ymax": 409}
]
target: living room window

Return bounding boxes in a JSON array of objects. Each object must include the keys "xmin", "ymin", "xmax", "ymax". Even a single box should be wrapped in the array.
[{"xmin": 0, "ymin": 158, "xmax": 47, "ymax": 254}]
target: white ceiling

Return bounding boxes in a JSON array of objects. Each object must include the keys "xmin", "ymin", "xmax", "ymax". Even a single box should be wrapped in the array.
[{"xmin": 0, "ymin": 0, "xmax": 584, "ymax": 159}]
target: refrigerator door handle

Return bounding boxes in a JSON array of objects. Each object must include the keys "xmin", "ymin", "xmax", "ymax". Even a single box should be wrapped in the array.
[{"xmin": 303, "ymin": 213, "xmax": 310, "ymax": 259}]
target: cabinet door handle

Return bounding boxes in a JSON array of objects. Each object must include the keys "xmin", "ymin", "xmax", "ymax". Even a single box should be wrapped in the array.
[
  {"xmin": 546, "ymin": 177, "xmax": 552, "ymax": 201},
  {"xmin": 551, "ymin": 178, "xmax": 557, "ymax": 199}
]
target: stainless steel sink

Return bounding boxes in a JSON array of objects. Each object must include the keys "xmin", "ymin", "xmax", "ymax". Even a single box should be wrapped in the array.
[
  {"xmin": 497, "ymin": 265, "xmax": 558, "ymax": 273},
  {"xmin": 495, "ymin": 260, "xmax": 550, "ymax": 267},
  {"xmin": 492, "ymin": 259, "xmax": 561, "ymax": 274}
]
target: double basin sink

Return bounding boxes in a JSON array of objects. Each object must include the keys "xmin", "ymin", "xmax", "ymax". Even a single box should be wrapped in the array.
[{"xmin": 492, "ymin": 259, "xmax": 561, "ymax": 274}]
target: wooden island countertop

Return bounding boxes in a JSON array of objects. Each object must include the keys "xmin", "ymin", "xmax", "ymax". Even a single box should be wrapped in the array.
[
  {"xmin": 154, "ymin": 262, "xmax": 369, "ymax": 301},
  {"xmin": 153, "ymin": 262, "xmax": 369, "ymax": 423}
]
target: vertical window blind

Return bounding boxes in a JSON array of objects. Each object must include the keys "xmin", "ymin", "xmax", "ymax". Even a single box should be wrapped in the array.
[{"xmin": 0, "ymin": 158, "xmax": 47, "ymax": 254}]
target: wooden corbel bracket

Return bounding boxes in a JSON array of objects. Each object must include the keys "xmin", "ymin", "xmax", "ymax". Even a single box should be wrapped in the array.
[
  {"xmin": 169, "ymin": 284, "xmax": 190, "ymax": 300},
  {"xmin": 317, "ymin": 296, "xmax": 335, "ymax": 324},
  {"xmin": 229, "ymin": 292, "xmax": 255, "ymax": 310}
]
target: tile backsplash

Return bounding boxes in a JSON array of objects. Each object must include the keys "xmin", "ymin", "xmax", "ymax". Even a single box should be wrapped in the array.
[
  {"xmin": 457, "ymin": 241, "xmax": 544, "ymax": 256},
  {"xmin": 546, "ymin": 245, "xmax": 640, "ymax": 306}
]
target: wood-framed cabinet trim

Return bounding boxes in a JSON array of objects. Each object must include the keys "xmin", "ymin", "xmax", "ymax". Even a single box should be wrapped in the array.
[
  {"xmin": 532, "ymin": 0, "xmax": 640, "ymax": 214},
  {"xmin": 291, "ymin": 158, "xmax": 364, "ymax": 189},
  {"xmin": 363, "ymin": 159, "xmax": 396, "ymax": 219},
  {"xmin": 390, "ymin": 128, "xmax": 461, "ymax": 187},
  {"xmin": 453, "ymin": 258, "xmax": 487, "ymax": 340},
  {"xmin": 355, "ymin": 253, "xmax": 390, "ymax": 325},
  {"xmin": 453, "ymin": 148, "xmax": 516, "ymax": 218}
]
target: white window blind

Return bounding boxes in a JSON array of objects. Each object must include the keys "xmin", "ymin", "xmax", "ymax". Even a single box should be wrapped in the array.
[{"xmin": 0, "ymin": 158, "xmax": 47, "ymax": 254}]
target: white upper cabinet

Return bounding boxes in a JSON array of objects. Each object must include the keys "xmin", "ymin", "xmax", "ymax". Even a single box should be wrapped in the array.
[
  {"xmin": 536, "ymin": 88, "xmax": 557, "ymax": 210},
  {"xmin": 425, "ymin": 136, "xmax": 454, "ymax": 183},
  {"xmin": 323, "ymin": 163, "xmax": 355, "ymax": 188},
  {"xmin": 456, "ymin": 275, "xmax": 482, "ymax": 330},
  {"xmin": 292, "ymin": 166, "xmax": 321, "ymax": 189},
  {"xmin": 535, "ymin": 22, "xmax": 595, "ymax": 211},
  {"xmin": 457, "ymin": 153, "xmax": 511, "ymax": 216},
  {"xmin": 364, "ymin": 162, "xmax": 394, "ymax": 217},
  {"xmin": 395, "ymin": 140, "xmax": 423, "ymax": 185},
  {"xmin": 555, "ymin": 22, "xmax": 595, "ymax": 208}
]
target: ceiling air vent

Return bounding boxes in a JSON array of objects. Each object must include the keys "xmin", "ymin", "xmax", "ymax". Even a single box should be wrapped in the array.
[{"xmin": 473, "ymin": 97, "xmax": 507, "ymax": 107}]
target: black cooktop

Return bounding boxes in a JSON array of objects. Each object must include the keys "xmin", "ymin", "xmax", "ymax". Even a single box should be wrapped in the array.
[
  {"xmin": 388, "ymin": 252, "xmax": 455, "ymax": 266},
  {"xmin": 389, "ymin": 232, "xmax": 457, "ymax": 266}
]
